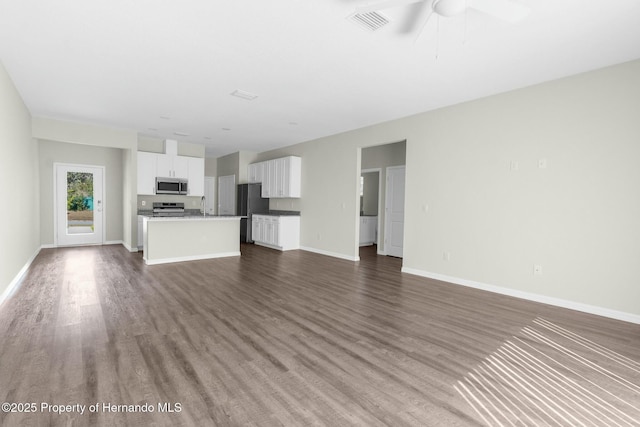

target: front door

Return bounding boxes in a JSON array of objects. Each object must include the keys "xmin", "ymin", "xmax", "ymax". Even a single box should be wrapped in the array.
[
  {"xmin": 55, "ymin": 164, "xmax": 104, "ymax": 246},
  {"xmin": 385, "ymin": 166, "xmax": 406, "ymax": 258}
]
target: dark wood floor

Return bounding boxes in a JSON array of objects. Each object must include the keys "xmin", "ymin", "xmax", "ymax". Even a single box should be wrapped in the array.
[{"xmin": 0, "ymin": 244, "xmax": 638, "ymax": 426}]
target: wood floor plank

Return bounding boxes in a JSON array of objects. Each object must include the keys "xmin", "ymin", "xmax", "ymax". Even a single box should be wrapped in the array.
[{"xmin": 0, "ymin": 244, "xmax": 638, "ymax": 426}]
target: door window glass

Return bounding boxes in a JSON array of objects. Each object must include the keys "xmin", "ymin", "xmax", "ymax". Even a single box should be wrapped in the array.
[{"xmin": 66, "ymin": 172, "xmax": 94, "ymax": 234}]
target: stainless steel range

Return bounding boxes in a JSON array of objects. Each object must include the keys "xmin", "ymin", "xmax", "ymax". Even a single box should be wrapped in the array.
[{"xmin": 152, "ymin": 202, "xmax": 185, "ymax": 217}]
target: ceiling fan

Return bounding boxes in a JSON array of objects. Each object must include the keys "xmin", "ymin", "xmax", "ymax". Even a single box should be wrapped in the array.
[{"xmin": 352, "ymin": 0, "xmax": 530, "ymax": 35}]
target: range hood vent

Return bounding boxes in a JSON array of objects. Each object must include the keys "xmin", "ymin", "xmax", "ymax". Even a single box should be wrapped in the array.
[{"xmin": 164, "ymin": 139, "xmax": 178, "ymax": 156}]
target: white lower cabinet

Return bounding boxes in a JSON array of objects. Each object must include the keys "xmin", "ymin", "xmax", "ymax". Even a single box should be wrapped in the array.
[
  {"xmin": 359, "ymin": 216, "xmax": 378, "ymax": 246},
  {"xmin": 252, "ymin": 215, "xmax": 300, "ymax": 251}
]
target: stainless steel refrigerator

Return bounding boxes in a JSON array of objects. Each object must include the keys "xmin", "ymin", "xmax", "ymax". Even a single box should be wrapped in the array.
[{"xmin": 237, "ymin": 183, "xmax": 269, "ymax": 243}]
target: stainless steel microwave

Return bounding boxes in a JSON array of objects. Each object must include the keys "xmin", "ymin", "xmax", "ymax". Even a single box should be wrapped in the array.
[{"xmin": 155, "ymin": 177, "xmax": 188, "ymax": 195}]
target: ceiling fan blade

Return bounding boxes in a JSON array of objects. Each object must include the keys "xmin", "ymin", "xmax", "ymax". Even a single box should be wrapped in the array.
[
  {"xmin": 355, "ymin": 0, "xmax": 425, "ymax": 15},
  {"xmin": 399, "ymin": 1, "xmax": 432, "ymax": 33},
  {"xmin": 413, "ymin": 9, "xmax": 435, "ymax": 42},
  {"xmin": 468, "ymin": 0, "xmax": 530, "ymax": 23}
]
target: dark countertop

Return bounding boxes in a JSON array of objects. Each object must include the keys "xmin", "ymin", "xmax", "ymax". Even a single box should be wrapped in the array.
[
  {"xmin": 265, "ymin": 210, "xmax": 301, "ymax": 216},
  {"xmin": 138, "ymin": 209, "xmax": 301, "ymax": 217}
]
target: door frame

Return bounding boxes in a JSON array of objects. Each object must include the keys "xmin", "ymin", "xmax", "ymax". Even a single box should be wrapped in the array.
[
  {"xmin": 53, "ymin": 162, "xmax": 106, "ymax": 247},
  {"xmin": 384, "ymin": 165, "xmax": 406, "ymax": 258}
]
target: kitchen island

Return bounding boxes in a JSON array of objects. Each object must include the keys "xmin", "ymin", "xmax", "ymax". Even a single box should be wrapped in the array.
[{"xmin": 142, "ymin": 215, "xmax": 243, "ymax": 265}]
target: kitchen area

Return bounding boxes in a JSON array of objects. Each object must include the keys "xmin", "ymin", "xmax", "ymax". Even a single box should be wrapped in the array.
[{"xmin": 136, "ymin": 139, "xmax": 301, "ymax": 265}]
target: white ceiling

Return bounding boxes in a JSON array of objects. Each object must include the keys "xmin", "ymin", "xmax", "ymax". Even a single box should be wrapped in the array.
[{"xmin": 1, "ymin": 0, "xmax": 639, "ymax": 158}]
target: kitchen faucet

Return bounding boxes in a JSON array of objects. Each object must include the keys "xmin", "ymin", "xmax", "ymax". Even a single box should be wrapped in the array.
[{"xmin": 201, "ymin": 196, "xmax": 206, "ymax": 216}]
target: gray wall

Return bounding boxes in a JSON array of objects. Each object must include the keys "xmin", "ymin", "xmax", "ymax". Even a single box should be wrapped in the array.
[
  {"xmin": 217, "ymin": 151, "xmax": 240, "ymax": 179},
  {"xmin": 205, "ymin": 158, "xmax": 218, "ymax": 177},
  {"xmin": 216, "ymin": 150, "xmax": 259, "ymax": 185},
  {"xmin": 38, "ymin": 140, "xmax": 124, "ymax": 245},
  {"xmin": 0, "ymin": 62, "xmax": 40, "ymax": 299},
  {"xmin": 361, "ymin": 141, "xmax": 406, "ymax": 170},
  {"xmin": 256, "ymin": 59, "xmax": 640, "ymax": 319}
]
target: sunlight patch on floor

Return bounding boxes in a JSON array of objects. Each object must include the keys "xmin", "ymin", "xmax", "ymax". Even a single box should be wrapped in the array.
[{"xmin": 455, "ymin": 317, "xmax": 640, "ymax": 426}]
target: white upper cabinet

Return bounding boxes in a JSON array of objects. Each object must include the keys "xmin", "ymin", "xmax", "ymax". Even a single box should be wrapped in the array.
[
  {"xmin": 157, "ymin": 153, "xmax": 188, "ymax": 179},
  {"xmin": 249, "ymin": 156, "xmax": 301, "ymax": 198},
  {"xmin": 248, "ymin": 162, "xmax": 264, "ymax": 184},
  {"xmin": 262, "ymin": 160, "xmax": 272, "ymax": 197},
  {"xmin": 137, "ymin": 151, "xmax": 157, "ymax": 195},
  {"xmin": 276, "ymin": 156, "xmax": 301, "ymax": 198},
  {"xmin": 187, "ymin": 157, "xmax": 205, "ymax": 197},
  {"xmin": 137, "ymin": 148, "xmax": 205, "ymax": 196}
]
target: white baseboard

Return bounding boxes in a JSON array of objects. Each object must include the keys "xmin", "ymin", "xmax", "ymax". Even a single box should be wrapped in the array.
[
  {"xmin": 401, "ymin": 267, "xmax": 640, "ymax": 325},
  {"xmin": 42, "ymin": 241, "xmax": 136, "ymax": 252},
  {"xmin": 300, "ymin": 246, "xmax": 360, "ymax": 262},
  {"xmin": 143, "ymin": 251, "xmax": 241, "ymax": 265},
  {"xmin": 0, "ymin": 246, "xmax": 42, "ymax": 306},
  {"xmin": 120, "ymin": 241, "xmax": 138, "ymax": 253},
  {"xmin": 254, "ymin": 242, "xmax": 299, "ymax": 251}
]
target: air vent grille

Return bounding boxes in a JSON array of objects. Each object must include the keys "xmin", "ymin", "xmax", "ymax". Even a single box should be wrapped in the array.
[
  {"xmin": 348, "ymin": 11, "xmax": 389, "ymax": 31},
  {"xmin": 231, "ymin": 89, "xmax": 258, "ymax": 100}
]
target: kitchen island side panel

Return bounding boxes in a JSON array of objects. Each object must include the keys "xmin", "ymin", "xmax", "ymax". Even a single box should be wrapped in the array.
[{"xmin": 143, "ymin": 217, "xmax": 240, "ymax": 265}]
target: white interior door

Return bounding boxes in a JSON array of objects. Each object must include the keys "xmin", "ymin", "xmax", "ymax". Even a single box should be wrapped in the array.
[
  {"xmin": 218, "ymin": 174, "xmax": 236, "ymax": 215},
  {"xmin": 385, "ymin": 166, "xmax": 405, "ymax": 258},
  {"xmin": 204, "ymin": 176, "xmax": 216, "ymax": 214},
  {"xmin": 56, "ymin": 164, "xmax": 104, "ymax": 246}
]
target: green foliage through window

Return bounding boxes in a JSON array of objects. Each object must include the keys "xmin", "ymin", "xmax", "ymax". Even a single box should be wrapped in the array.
[{"xmin": 67, "ymin": 172, "xmax": 93, "ymax": 211}]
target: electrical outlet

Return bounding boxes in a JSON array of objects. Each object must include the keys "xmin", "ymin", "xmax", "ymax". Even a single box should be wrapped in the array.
[
  {"xmin": 443, "ymin": 251, "xmax": 451, "ymax": 261},
  {"xmin": 141, "ymin": 200, "xmax": 146, "ymax": 206},
  {"xmin": 533, "ymin": 265, "xmax": 543, "ymax": 275},
  {"xmin": 538, "ymin": 158, "xmax": 547, "ymax": 169},
  {"xmin": 510, "ymin": 160, "xmax": 519, "ymax": 171}
]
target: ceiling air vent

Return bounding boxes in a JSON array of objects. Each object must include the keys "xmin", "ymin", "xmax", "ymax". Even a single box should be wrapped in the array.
[
  {"xmin": 231, "ymin": 89, "xmax": 258, "ymax": 101},
  {"xmin": 348, "ymin": 11, "xmax": 389, "ymax": 32}
]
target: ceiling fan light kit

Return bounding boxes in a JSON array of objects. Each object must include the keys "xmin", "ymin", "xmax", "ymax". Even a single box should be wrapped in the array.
[{"xmin": 432, "ymin": 0, "xmax": 467, "ymax": 17}]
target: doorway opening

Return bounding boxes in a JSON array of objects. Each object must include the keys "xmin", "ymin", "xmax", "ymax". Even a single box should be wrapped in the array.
[
  {"xmin": 55, "ymin": 163, "xmax": 105, "ymax": 246},
  {"xmin": 359, "ymin": 141, "xmax": 407, "ymax": 260},
  {"xmin": 359, "ymin": 168, "xmax": 381, "ymax": 249}
]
